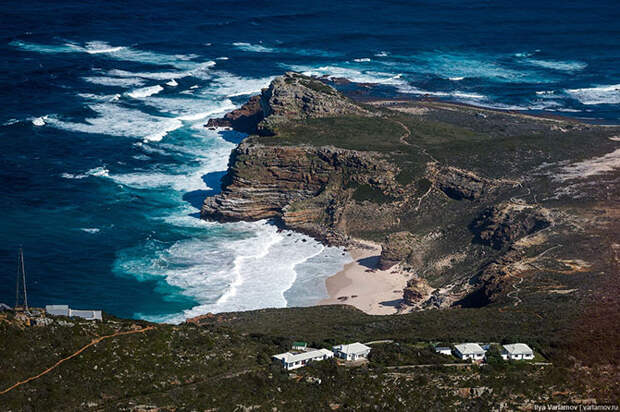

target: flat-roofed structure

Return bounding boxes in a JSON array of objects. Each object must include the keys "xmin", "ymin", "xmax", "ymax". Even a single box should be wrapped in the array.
[
  {"xmin": 501, "ymin": 343, "xmax": 534, "ymax": 360},
  {"xmin": 46, "ymin": 305, "xmax": 102, "ymax": 321},
  {"xmin": 454, "ymin": 343, "xmax": 486, "ymax": 361},
  {"xmin": 332, "ymin": 342, "xmax": 372, "ymax": 361},
  {"xmin": 273, "ymin": 348, "xmax": 334, "ymax": 370}
]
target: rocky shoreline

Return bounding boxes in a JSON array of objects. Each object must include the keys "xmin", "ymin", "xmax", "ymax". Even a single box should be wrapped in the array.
[{"xmin": 201, "ymin": 72, "xmax": 620, "ymax": 314}]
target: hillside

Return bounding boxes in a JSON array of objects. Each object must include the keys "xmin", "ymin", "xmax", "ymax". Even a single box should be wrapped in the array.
[{"xmin": 1, "ymin": 307, "xmax": 617, "ymax": 410}]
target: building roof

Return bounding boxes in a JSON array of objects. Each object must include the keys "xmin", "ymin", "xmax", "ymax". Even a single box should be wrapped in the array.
[
  {"xmin": 435, "ymin": 347, "xmax": 452, "ymax": 352},
  {"xmin": 46, "ymin": 305, "xmax": 70, "ymax": 316},
  {"xmin": 273, "ymin": 348, "xmax": 333, "ymax": 364},
  {"xmin": 332, "ymin": 342, "xmax": 371, "ymax": 355},
  {"xmin": 502, "ymin": 343, "xmax": 533, "ymax": 355},
  {"xmin": 292, "ymin": 341, "xmax": 307, "ymax": 347},
  {"xmin": 45, "ymin": 305, "xmax": 102, "ymax": 320},
  {"xmin": 454, "ymin": 343, "xmax": 486, "ymax": 355},
  {"xmin": 70, "ymin": 309, "xmax": 103, "ymax": 321}
]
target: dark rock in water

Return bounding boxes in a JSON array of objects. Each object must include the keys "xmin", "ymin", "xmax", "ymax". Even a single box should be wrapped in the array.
[
  {"xmin": 470, "ymin": 203, "xmax": 552, "ymax": 250},
  {"xmin": 206, "ymin": 95, "xmax": 264, "ymax": 134}
]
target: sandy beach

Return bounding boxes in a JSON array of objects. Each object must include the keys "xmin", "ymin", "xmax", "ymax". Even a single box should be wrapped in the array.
[{"xmin": 318, "ymin": 240, "xmax": 410, "ymax": 315}]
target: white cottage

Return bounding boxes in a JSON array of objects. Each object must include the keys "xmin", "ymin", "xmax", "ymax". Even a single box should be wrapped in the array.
[
  {"xmin": 272, "ymin": 348, "xmax": 334, "ymax": 370},
  {"xmin": 501, "ymin": 343, "xmax": 534, "ymax": 360},
  {"xmin": 434, "ymin": 346, "xmax": 452, "ymax": 356},
  {"xmin": 454, "ymin": 343, "xmax": 486, "ymax": 361},
  {"xmin": 332, "ymin": 342, "xmax": 372, "ymax": 361}
]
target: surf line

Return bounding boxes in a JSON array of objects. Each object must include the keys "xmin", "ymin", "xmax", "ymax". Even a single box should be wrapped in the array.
[{"xmin": 0, "ymin": 326, "xmax": 154, "ymax": 395}]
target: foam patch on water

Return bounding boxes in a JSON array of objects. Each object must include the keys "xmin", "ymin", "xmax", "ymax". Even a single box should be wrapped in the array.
[
  {"xmin": 288, "ymin": 64, "xmax": 406, "ymax": 86},
  {"xmin": 525, "ymin": 58, "xmax": 587, "ymax": 72},
  {"xmin": 233, "ymin": 42, "xmax": 275, "ymax": 53},
  {"xmin": 565, "ymin": 84, "xmax": 620, "ymax": 105},
  {"xmin": 124, "ymin": 221, "xmax": 350, "ymax": 323},
  {"xmin": 11, "ymin": 40, "xmax": 216, "ymax": 71},
  {"xmin": 83, "ymin": 76, "xmax": 146, "ymax": 87},
  {"xmin": 204, "ymin": 71, "xmax": 274, "ymax": 97},
  {"xmin": 46, "ymin": 102, "xmax": 183, "ymax": 141},
  {"xmin": 127, "ymin": 85, "xmax": 164, "ymax": 99}
]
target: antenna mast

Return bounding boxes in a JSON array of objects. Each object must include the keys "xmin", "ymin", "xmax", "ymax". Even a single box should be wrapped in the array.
[{"xmin": 15, "ymin": 248, "xmax": 29, "ymax": 311}]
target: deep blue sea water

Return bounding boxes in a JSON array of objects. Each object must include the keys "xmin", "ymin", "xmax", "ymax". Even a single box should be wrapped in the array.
[{"xmin": 1, "ymin": 0, "xmax": 619, "ymax": 321}]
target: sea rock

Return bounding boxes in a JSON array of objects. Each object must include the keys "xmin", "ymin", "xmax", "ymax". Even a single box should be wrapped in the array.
[
  {"xmin": 470, "ymin": 202, "xmax": 552, "ymax": 249},
  {"xmin": 205, "ymin": 95, "xmax": 264, "ymax": 134}
]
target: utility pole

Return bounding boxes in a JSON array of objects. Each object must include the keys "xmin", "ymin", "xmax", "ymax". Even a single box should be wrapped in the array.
[{"xmin": 15, "ymin": 248, "xmax": 29, "ymax": 312}]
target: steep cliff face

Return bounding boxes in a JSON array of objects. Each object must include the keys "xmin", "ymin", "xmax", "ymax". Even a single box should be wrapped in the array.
[{"xmin": 201, "ymin": 141, "xmax": 398, "ymax": 242}]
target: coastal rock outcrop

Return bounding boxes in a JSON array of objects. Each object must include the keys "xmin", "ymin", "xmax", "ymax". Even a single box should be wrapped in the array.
[
  {"xmin": 206, "ymin": 95, "xmax": 263, "ymax": 134},
  {"xmin": 402, "ymin": 277, "xmax": 433, "ymax": 306},
  {"xmin": 206, "ymin": 72, "xmax": 367, "ymax": 136},
  {"xmin": 470, "ymin": 202, "xmax": 552, "ymax": 249},
  {"xmin": 427, "ymin": 163, "xmax": 496, "ymax": 200},
  {"xmin": 378, "ymin": 231, "xmax": 423, "ymax": 270},
  {"xmin": 201, "ymin": 142, "xmax": 397, "ymax": 242}
]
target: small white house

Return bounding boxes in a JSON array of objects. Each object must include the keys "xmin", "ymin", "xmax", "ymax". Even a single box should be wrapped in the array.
[
  {"xmin": 454, "ymin": 343, "xmax": 486, "ymax": 362},
  {"xmin": 332, "ymin": 342, "xmax": 372, "ymax": 361},
  {"xmin": 434, "ymin": 346, "xmax": 452, "ymax": 356},
  {"xmin": 46, "ymin": 305, "xmax": 102, "ymax": 321},
  {"xmin": 273, "ymin": 348, "xmax": 334, "ymax": 370},
  {"xmin": 501, "ymin": 343, "xmax": 534, "ymax": 360}
]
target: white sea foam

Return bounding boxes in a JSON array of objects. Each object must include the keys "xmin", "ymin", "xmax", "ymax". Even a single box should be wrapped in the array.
[
  {"xmin": 3, "ymin": 118, "xmax": 20, "ymax": 126},
  {"xmin": 375, "ymin": 51, "xmax": 389, "ymax": 57},
  {"xmin": 131, "ymin": 222, "xmax": 350, "ymax": 323},
  {"xmin": 83, "ymin": 76, "xmax": 146, "ymax": 87},
  {"xmin": 353, "ymin": 58, "xmax": 371, "ymax": 62},
  {"xmin": 204, "ymin": 72, "xmax": 274, "ymax": 97},
  {"xmin": 61, "ymin": 166, "xmax": 109, "ymax": 180},
  {"xmin": 166, "ymin": 79, "xmax": 178, "ymax": 87},
  {"xmin": 525, "ymin": 58, "xmax": 587, "ymax": 72},
  {"xmin": 565, "ymin": 84, "xmax": 620, "ymax": 105},
  {"xmin": 127, "ymin": 85, "xmax": 164, "ymax": 99},
  {"xmin": 448, "ymin": 76, "xmax": 465, "ymax": 81},
  {"xmin": 11, "ymin": 40, "xmax": 216, "ymax": 72},
  {"xmin": 233, "ymin": 42, "xmax": 275, "ymax": 53},
  {"xmin": 32, "ymin": 116, "xmax": 47, "ymax": 126},
  {"xmin": 46, "ymin": 103, "xmax": 183, "ymax": 141},
  {"xmin": 80, "ymin": 228, "xmax": 101, "ymax": 233},
  {"xmin": 216, "ymin": 56, "xmax": 229, "ymax": 60},
  {"xmin": 288, "ymin": 64, "xmax": 406, "ymax": 86}
]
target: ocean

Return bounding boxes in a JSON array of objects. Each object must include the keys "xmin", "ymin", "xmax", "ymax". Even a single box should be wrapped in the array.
[{"xmin": 1, "ymin": 0, "xmax": 618, "ymax": 322}]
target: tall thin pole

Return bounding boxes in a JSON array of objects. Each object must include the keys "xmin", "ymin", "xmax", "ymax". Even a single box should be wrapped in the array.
[
  {"xmin": 15, "ymin": 249, "xmax": 20, "ymax": 309},
  {"xmin": 20, "ymin": 248, "xmax": 28, "ymax": 311}
]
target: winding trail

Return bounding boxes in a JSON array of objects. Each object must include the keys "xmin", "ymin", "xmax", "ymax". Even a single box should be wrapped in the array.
[
  {"xmin": 507, "ymin": 275, "xmax": 524, "ymax": 306},
  {"xmin": 0, "ymin": 325, "xmax": 154, "ymax": 395}
]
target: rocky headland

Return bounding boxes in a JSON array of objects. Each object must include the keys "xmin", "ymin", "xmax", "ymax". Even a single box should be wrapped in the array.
[{"xmin": 202, "ymin": 72, "xmax": 620, "ymax": 315}]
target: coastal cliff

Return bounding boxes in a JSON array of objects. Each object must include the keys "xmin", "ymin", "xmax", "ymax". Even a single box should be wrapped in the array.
[{"xmin": 203, "ymin": 72, "xmax": 620, "ymax": 312}]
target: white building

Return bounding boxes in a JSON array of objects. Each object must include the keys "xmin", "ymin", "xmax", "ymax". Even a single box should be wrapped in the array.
[
  {"xmin": 332, "ymin": 342, "xmax": 372, "ymax": 361},
  {"xmin": 273, "ymin": 348, "xmax": 334, "ymax": 370},
  {"xmin": 434, "ymin": 346, "xmax": 452, "ymax": 356},
  {"xmin": 45, "ymin": 305, "xmax": 102, "ymax": 321},
  {"xmin": 454, "ymin": 343, "xmax": 486, "ymax": 361},
  {"xmin": 501, "ymin": 343, "xmax": 534, "ymax": 360}
]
